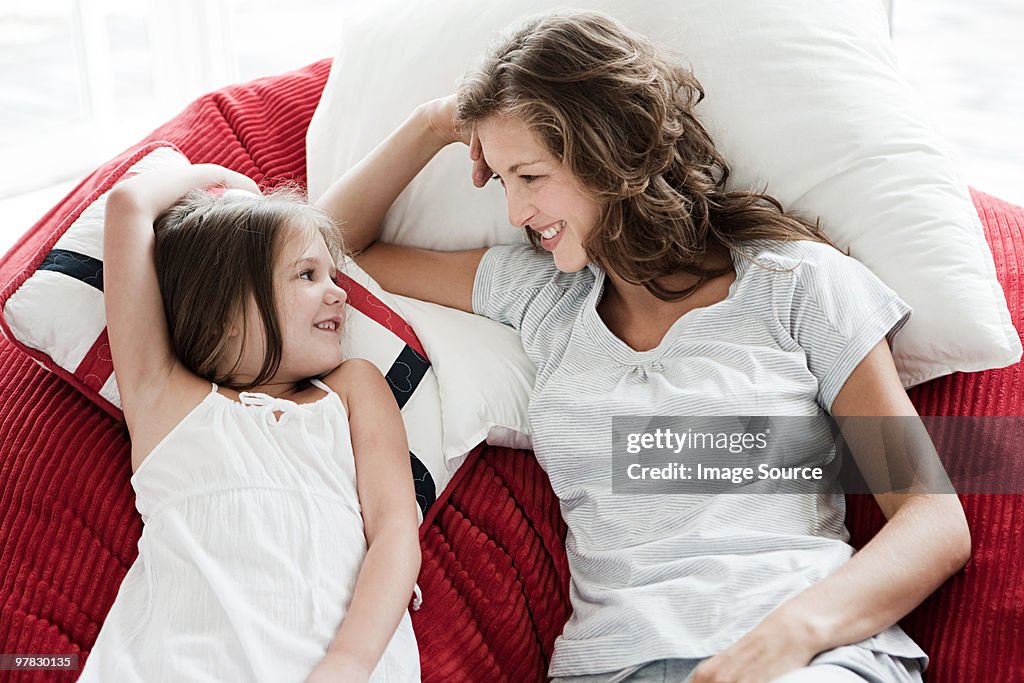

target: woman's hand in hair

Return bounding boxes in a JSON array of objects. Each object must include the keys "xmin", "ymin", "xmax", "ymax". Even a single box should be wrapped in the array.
[{"xmin": 420, "ymin": 94, "xmax": 491, "ymax": 188}]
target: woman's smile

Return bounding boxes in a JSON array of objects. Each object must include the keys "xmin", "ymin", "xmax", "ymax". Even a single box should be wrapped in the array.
[{"xmin": 537, "ymin": 221, "xmax": 566, "ymax": 250}]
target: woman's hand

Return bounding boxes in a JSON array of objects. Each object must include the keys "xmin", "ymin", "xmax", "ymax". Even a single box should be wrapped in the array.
[
  {"xmin": 420, "ymin": 94, "xmax": 491, "ymax": 188},
  {"xmin": 689, "ymin": 611, "xmax": 820, "ymax": 683}
]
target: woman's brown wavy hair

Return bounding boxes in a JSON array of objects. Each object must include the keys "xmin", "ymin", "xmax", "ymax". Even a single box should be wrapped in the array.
[
  {"xmin": 153, "ymin": 187, "xmax": 342, "ymax": 389},
  {"xmin": 455, "ymin": 10, "xmax": 833, "ymax": 300}
]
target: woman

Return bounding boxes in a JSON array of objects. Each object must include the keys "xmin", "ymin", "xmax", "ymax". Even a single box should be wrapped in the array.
[{"xmin": 317, "ymin": 10, "xmax": 969, "ymax": 683}]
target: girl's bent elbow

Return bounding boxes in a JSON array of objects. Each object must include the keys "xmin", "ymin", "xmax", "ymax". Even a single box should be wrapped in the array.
[{"xmin": 105, "ymin": 186, "xmax": 145, "ymax": 223}]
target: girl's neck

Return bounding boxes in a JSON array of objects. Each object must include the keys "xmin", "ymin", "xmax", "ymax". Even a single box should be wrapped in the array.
[{"xmin": 231, "ymin": 377, "xmax": 309, "ymax": 399}]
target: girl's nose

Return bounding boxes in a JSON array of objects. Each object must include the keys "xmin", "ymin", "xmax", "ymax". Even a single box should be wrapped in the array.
[{"xmin": 329, "ymin": 279, "xmax": 348, "ymax": 306}]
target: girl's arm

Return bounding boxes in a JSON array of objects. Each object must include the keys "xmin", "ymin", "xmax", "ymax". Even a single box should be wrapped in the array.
[
  {"xmin": 692, "ymin": 341, "xmax": 971, "ymax": 683},
  {"xmin": 307, "ymin": 359, "xmax": 421, "ymax": 682},
  {"xmin": 315, "ymin": 97, "xmax": 485, "ymax": 313},
  {"xmin": 103, "ymin": 164, "xmax": 258, "ymax": 464}
]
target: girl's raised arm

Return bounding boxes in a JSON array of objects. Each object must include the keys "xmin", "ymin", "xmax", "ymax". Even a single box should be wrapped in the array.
[{"xmin": 103, "ymin": 164, "xmax": 258, "ymax": 447}]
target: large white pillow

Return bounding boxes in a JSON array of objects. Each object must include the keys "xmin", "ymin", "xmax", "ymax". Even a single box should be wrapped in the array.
[{"xmin": 306, "ymin": 0, "xmax": 1021, "ymax": 387}]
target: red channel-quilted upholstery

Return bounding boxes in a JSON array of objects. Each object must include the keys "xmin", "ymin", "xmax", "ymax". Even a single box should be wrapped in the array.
[{"xmin": 1, "ymin": 60, "xmax": 1021, "ymax": 682}]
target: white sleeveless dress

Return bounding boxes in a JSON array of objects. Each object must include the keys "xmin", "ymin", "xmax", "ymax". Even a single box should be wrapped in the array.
[{"xmin": 80, "ymin": 380, "xmax": 420, "ymax": 682}]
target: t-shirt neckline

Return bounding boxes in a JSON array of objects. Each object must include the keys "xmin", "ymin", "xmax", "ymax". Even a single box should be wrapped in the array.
[{"xmin": 584, "ymin": 247, "xmax": 748, "ymax": 363}]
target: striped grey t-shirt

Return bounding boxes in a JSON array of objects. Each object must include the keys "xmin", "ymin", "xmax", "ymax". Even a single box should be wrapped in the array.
[{"xmin": 472, "ymin": 239, "xmax": 926, "ymax": 677}]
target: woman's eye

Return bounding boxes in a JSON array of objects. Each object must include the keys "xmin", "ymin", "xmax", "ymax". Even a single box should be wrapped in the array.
[
  {"xmin": 490, "ymin": 173, "xmax": 504, "ymax": 186},
  {"xmin": 521, "ymin": 175, "xmax": 540, "ymax": 183}
]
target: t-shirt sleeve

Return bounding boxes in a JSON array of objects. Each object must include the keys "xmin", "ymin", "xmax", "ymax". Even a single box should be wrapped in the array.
[
  {"xmin": 472, "ymin": 244, "xmax": 561, "ymax": 331},
  {"xmin": 788, "ymin": 244, "xmax": 912, "ymax": 412}
]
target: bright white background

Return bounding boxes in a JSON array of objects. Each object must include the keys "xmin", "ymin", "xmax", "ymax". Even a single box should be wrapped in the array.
[{"xmin": 0, "ymin": 0, "xmax": 1021, "ymax": 257}]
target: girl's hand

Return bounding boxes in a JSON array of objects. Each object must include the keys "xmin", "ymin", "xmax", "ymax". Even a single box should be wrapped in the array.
[
  {"xmin": 420, "ymin": 94, "xmax": 491, "ymax": 188},
  {"xmin": 689, "ymin": 615, "xmax": 820, "ymax": 683},
  {"xmin": 303, "ymin": 649, "xmax": 372, "ymax": 683},
  {"xmin": 112, "ymin": 163, "xmax": 260, "ymax": 219}
]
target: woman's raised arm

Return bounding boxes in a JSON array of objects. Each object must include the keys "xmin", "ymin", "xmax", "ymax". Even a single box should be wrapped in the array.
[{"xmin": 315, "ymin": 98, "xmax": 487, "ymax": 313}]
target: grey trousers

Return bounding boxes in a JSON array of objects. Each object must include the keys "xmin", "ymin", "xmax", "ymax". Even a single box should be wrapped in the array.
[{"xmin": 550, "ymin": 645, "xmax": 924, "ymax": 683}]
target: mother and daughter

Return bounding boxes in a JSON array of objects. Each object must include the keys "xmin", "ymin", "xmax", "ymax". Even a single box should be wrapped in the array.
[{"xmin": 84, "ymin": 9, "xmax": 969, "ymax": 683}]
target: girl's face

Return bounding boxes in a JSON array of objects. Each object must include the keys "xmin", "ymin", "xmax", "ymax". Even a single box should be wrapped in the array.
[
  {"xmin": 228, "ymin": 225, "xmax": 347, "ymax": 387},
  {"xmin": 476, "ymin": 116, "xmax": 602, "ymax": 273},
  {"xmin": 274, "ymin": 227, "xmax": 347, "ymax": 379}
]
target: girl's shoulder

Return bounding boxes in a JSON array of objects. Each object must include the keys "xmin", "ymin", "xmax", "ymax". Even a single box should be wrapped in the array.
[{"xmin": 317, "ymin": 358, "xmax": 386, "ymax": 415}]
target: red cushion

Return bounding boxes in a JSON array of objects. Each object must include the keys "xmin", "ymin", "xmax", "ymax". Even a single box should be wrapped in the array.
[{"xmin": 0, "ymin": 59, "xmax": 1021, "ymax": 682}]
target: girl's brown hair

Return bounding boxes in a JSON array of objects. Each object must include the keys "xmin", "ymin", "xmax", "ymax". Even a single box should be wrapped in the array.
[
  {"xmin": 456, "ymin": 10, "xmax": 833, "ymax": 300},
  {"xmin": 153, "ymin": 187, "xmax": 341, "ymax": 389}
]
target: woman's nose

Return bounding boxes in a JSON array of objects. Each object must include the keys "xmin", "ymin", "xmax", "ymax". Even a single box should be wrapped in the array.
[{"xmin": 506, "ymin": 187, "xmax": 535, "ymax": 228}]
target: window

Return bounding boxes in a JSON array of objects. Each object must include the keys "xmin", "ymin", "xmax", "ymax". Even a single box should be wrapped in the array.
[{"xmin": 0, "ymin": 0, "xmax": 346, "ymax": 199}]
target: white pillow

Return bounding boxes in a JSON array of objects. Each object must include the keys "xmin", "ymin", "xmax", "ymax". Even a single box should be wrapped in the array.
[
  {"xmin": 306, "ymin": 0, "xmax": 1021, "ymax": 387},
  {"xmin": 393, "ymin": 295, "xmax": 534, "ymax": 458}
]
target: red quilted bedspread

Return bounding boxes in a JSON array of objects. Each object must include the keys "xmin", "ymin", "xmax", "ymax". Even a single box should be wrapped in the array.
[{"xmin": 1, "ymin": 60, "xmax": 1022, "ymax": 682}]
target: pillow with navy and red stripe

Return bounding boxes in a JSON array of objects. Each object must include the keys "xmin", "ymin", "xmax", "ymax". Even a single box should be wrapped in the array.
[{"xmin": 0, "ymin": 143, "xmax": 462, "ymax": 520}]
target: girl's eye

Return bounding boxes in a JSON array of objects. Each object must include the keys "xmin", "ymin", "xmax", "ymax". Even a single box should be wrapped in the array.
[{"xmin": 299, "ymin": 270, "xmax": 314, "ymax": 281}]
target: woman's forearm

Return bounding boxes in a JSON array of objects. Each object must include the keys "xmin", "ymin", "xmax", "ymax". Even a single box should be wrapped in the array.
[
  {"xmin": 764, "ymin": 493, "xmax": 970, "ymax": 654},
  {"xmin": 316, "ymin": 105, "xmax": 449, "ymax": 254}
]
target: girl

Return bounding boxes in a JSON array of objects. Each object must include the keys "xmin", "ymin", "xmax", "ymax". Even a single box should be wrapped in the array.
[
  {"xmin": 80, "ymin": 164, "xmax": 421, "ymax": 682},
  {"xmin": 318, "ymin": 10, "xmax": 970, "ymax": 683}
]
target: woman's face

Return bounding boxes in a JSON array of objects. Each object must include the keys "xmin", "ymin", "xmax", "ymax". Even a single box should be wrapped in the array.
[{"xmin": 476, "ymin": 116, "xmax": 602, "ymax": 273}]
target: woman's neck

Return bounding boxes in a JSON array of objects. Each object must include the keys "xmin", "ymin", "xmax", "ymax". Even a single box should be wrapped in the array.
[
  {"xmin": 596, "ymin": 256, "xmax": 737, "ymax": 353},
  {"xmin": 600, "ymin": 245, "xmax": 734, "ymax": 315}
]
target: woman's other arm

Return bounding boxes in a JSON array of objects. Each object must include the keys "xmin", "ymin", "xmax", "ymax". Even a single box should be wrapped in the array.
[
  {"xmin": 315, "ymin": 98, "xmax": 485, "ymax": 312},
  {"xmin": 691, "ymin": 341, "xmax": 971, "ymax": 683}
]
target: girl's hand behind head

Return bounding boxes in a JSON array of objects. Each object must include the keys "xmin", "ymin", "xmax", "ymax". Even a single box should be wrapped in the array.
[
  {"xmin": 112, "ymin": 164, "xmax": 261, "ymax": 221},
  {"xmin": 184, "ymin": 164, "xmax": 262, "ymax": 204}
]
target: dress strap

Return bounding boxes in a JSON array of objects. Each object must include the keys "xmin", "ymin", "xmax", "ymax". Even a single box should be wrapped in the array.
[
  {"xmin": 309, "ymin": 378, "xmax": 335, "ymax": 395},
  {"xmin": 210, "ymin": 382, "xmax": 219, "ymax": 393},
  {"xmin": 411, "ymin": 583, "xmax": 423, "ymax": 611}
]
